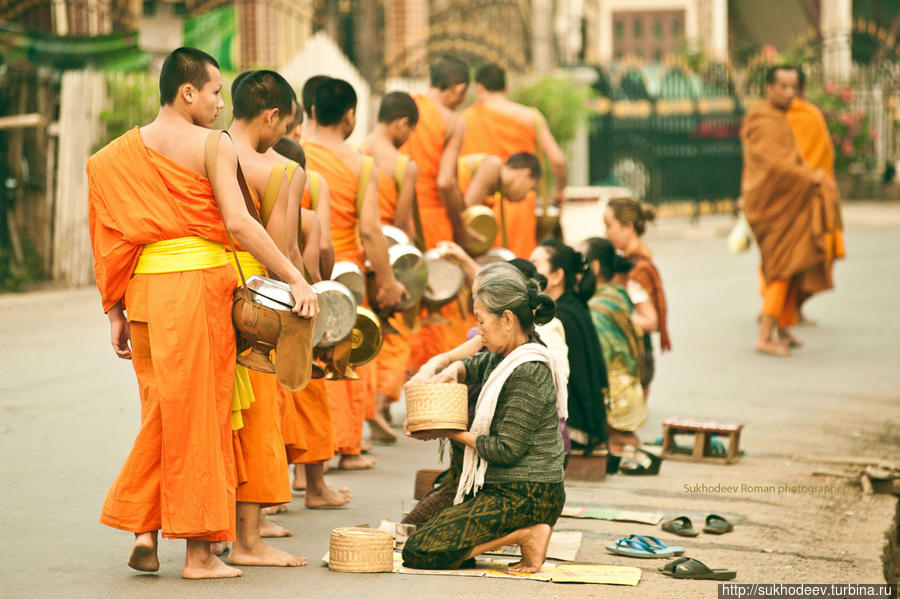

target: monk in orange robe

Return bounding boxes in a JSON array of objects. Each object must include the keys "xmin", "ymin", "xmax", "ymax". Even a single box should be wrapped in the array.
[
  {"xmin": 786, "ymin": 68, "xmax": 846, "ymax": 323},
  {"xmin": 741, "ymin": 66, "xmax": 835, "ymax": 357},
  {"xmin": 400, "ymin": 55, "xmax": 479, "ymax": 367},
  {"xmin": 226, "ymin": 69, "xmax": 310, "ymax": 566},
  {"xmin": 461, "ymin": 63, "xmax": 568, "ymax": 258},
  {"xmin": 304, "ymin": 77, "xmax": 408, "ymax": 469},
  {"xmin": 361, "ymin": 92, "xmax": 421, "ymax": 443},
  {"xmin": 88, "ymin": 48, "xmax": 315, "ymax": 579},
  {"xmin": 270, "ymin": 136, "xmax": 350, "ymax": 508}
]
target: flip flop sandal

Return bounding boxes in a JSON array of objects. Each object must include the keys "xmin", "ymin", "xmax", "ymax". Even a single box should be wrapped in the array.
[
  {"xmin": 619, "ymin": 448, "xmax": 663, "ymax": 475},
  {"xmin": 703, "ymin": 514, "xmax": 734, "ymax": 534},
  {"xmin": 658, "ymin": 557, "xmax": 736, "ymax": 580},
  {"xmin": 657, "ymin": 556, "xmax": 691, "ymax": 574},
  {"xmin": 629, "ymin": 534, "xmax": 684, "ymax": 555},
  {"xmin": 661, "ymin": 516, "xmax": 700, "ymax": 537},
  {"xmin": 605, "ymin": 537, "xmax": 680, "ymax": 558}
]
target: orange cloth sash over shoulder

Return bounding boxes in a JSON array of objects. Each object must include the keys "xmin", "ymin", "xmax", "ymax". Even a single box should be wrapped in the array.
[
  {"xmin": 303, "ymin": 140, "xmax": 373, "ymax": 456},
  {"xmin": 786, "ymin": 97, "xmax": 846, "ymax": 262},
  {"xmin": 88, "ymin": 127, "xmax": 238, "ymax": 542},
  {"xmin": 461, "ymin": 102, "xmax": 538, "ymax": 258},
  {"xmin": 400, "ymin": 94, "xmax": 451, "ymax": 250},
  {"xmin": 740, "ymin": 102, "xmax": 834, "ymax": 324}
]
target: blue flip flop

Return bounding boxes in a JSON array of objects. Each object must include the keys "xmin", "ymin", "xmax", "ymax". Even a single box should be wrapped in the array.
[
  {"xmin": 605, "ymin": 536, "xmax": 682, "ymax": 558},
  {"xmin": 629, "ymin": 534, "xmax": 685, "ymax": 555}
]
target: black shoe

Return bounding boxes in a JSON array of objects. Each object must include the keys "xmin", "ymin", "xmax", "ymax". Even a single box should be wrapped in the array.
[
  {"xmin": 606, "ymin": 455, "xmax": 621, "ymax": 474},
  {"xmin": 619, "ymin": 448, "xmax": 662, "ymax": 475}
]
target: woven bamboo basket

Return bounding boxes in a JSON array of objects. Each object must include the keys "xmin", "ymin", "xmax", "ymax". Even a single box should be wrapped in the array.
[
  {"xmin": 413, "ymin": 468, "xmax": 444, "ymax": 500},
  {"xmin": 328, "ymin": 527, "xmax": 394, "ymax": 573},
  {"xmin": 405, "ymin": 383, "xmax": 468, "ymax": 432}
]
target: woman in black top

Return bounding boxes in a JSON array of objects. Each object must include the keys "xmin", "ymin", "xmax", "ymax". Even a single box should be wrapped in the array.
[{"xmin": 530, "ymin": 239, "xmax": 610, "ymax": 455}]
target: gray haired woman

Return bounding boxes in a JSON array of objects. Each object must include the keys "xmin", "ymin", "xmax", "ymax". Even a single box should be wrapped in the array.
[{"xmin": 402, "ymin": 268, "xmax": 567, "ymax": 573}]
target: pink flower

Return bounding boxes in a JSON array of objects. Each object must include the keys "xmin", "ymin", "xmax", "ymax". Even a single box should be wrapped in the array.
[
  {"xmin": 842, "ymin": 141, "xmax": 853, "ymax": 156},
  {"xmin": 825, "ymin": 81, "xmax": 838, "ymax": 94},
  {"xmin": 839, "ymin": 88, "xmax": 853, "ymax": 103},
  {"xmin": 763, "ymin": 45, "xmax": 778, "ymax": 60},
  {"xmin": 840, "ymin": 111, "xmax": 854, "ymax": 126}
]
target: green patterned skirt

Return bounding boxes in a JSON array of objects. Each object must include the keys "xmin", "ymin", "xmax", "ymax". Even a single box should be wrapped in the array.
[{"xmin": 401, "ymin": 481, "xmax": 566, "ymax": 570}]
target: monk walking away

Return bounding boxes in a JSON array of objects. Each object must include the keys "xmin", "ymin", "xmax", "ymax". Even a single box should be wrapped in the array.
[
  {"xmin": 303, "ymin": 77, "xmax": 408, "ymax": 469},
  {"xmin": 461, "ymin": 63, "xmax": 568, "ymax": 258},
  {"xmin": 88, "ymin": 47, "xmax": 316, "ymax": 579},
  {"xmin": 740, "ymin": 65, "xmax": 836, "ymax": 357},
  {"xmin": 227, "ymin": 69, "xmax": 308, "ymax": 567}
]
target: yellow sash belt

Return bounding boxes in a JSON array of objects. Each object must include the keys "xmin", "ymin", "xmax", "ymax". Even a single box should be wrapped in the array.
[
  {"xmin": 226, "ymin": 250, "xmax": 268, "ymax": 430},
  {"xmin": 134, "ymin": 236, "xmax": 228, "ymax": 274}
]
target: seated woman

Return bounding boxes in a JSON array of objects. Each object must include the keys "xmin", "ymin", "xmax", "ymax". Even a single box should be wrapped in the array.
[
  {"xmin": 530, "ymin": 239, "xmax": 610, "ymax": 458},
  {"xmin": 402, "ymin": 268, "xmax": 567, "ymax": 573},
  {"xmin": 580, "ymin": 237, "xmax": 648, "ymax": 461}
]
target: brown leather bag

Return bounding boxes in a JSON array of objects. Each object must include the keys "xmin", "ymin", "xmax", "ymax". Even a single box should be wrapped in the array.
[{"xmin": 205, "ymin": 130, "xmax": 313, "ymax": 391}]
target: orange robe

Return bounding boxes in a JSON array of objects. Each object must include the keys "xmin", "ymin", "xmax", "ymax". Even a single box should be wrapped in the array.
[
  {"xmin": 88, "ymin": 127, "xmax": 237, "ymax": 542},
  {"xmin": 229, "ymin": 169, "xmax": 291, "ymax": 507},
  {"xmin": 461, "ymin": 102, "xmax": 539, "ymax": 258},
  {"xmin": 303, "ymin": 141, "xmax": 374, "ymax": 455},
  {"xmin": 373, "ymin": 161, "xmax": 412, "ymax": 402},
  {"xmin": 279, "ymin": 169, "xmax": 338, "ymax": 465},
  {"xmin": 786, "ymin": 97, "xmax": 846, "ymax": 263},
  {"xmin": 741, "ymin": 102, "xmax": 834, "ymax": 329},
  {"xmin": 401, "ymin": 94, "xmax": 452, "ymax": 250}
]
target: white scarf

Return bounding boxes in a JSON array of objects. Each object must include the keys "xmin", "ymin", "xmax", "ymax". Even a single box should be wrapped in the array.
[{"xmin": 454, "ymin": 342, "xmax": 568, "ymax": 505}]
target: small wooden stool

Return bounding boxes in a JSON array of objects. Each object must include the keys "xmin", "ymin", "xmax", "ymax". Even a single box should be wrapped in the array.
[
  {"xmin": 565, "ymin": 447, "xmax": 608, "ymax": 482},
  {"xmin": 661, "ymin": 418, "xmax": 743, "ymax": 464}
]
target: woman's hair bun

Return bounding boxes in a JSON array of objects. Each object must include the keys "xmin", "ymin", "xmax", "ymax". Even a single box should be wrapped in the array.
[
  {"xmin": 532, "ymin": 293, "xmax": 556, "ymax": 326},
  {"xmin": 612, "ymin": 254, "xmax": 634, "ymax": 275},
  {"xmin": 640, "ymin": 202, "xmax": 657, "ymax": 223}
]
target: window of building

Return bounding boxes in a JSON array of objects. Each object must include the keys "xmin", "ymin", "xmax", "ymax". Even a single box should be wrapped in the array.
[
  {"xmin": 633, "ymin": 19, "xmax": 642, "ymax": 39},
  {"xmin": 654, "ymin": 19, "xmax": 663, "ymax": 39}
]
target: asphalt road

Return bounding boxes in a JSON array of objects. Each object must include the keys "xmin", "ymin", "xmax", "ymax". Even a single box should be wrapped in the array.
[{"xmin": 1, "ymin": 203, "xmax": 898, "ymax": 598}]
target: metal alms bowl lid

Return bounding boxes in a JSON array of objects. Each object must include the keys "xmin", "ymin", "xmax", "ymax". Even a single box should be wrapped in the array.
[
  {"xmin": 389, "ymin": 243, "xmax": 428, "ymax": 309},
  {"xmin": 382, "ymin": 225, "xmax": 410, "ymax": 247},
  {"xmin": 310, "ymin": 280, "xmax": 357, "ymax": 348},
  {"xmin": 245, "ymin": 275, "xmax": 295, "ymax": 311},
  {"xmin": 348, "ymin": 306, "xmax": 383, "ymax": 366},
  {"xmin": 331, "ymin": 261, "xmax": 366, "ymax": 306},
  {"xmin": 461, "ymin": 205, "xmax": 498, "ymax": 256},
  {"xmin": 423, "ymin": 254, "xmax": 464, "ymax": 304}
]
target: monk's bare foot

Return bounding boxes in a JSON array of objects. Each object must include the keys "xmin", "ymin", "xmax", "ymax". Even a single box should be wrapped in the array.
[
  {"xmin": 755, "ymin": 339, "xmax": 790, "ymax": 357},
  {"xmin": 259, "ymin": 515, "xmax": 292, "ymax": 538},
  {"xmin": 797, "ymin": 314, "xmax": 817, "ymax": 327},
  {"xmin": 382, "ymin": 405, "xmax": 393, "ymax": 425},
  {"xmin": 367, "ymin": 416, "xmax": 398, "ymax": 444},
  {"xmin": 360, "ymin": 441, "xmax": 373, "ymax": 453},
  {"xmin": 338, "ymin": 454, "xmax": 375, "ymax": 470},
  {"xmin": 261, "ymin": 504, "xmax": 288, "ymax": 515},
  {"xmin": 507, "ymin": 524, "xmax": 551, "ymax": 573},
  {"xmin": 777, "ymin": 330, "xmax": 804, "ymax": 348},
  {"xmin": 306, "ymin": 484, "xmax": 352, "ymax": 508},
  {"xmin": 210, "ymin": 541, "xmax": 229, "ymax": 557},
  {"xmin": 182, "ymin": 555, "xmax": 242, "ymax": 579},
  {"xmin": 128, "ymin": 532, "xmax": 159, "ymax": 572},
  {"xmin": 228, "ymin": 541, "xmax": 307, "ymax": 567}
]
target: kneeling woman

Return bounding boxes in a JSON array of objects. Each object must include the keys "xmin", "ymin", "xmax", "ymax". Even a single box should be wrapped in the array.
[{"xmin": 402, "ymin": 269, "xmax": 567, "ymax": 573}]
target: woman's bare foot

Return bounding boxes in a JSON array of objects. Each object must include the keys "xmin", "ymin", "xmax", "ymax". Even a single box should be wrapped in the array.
[
  {"xmin": 261, "ymin": 504, "xmax": 288, "ymax": 515},
  {"xmin": 755, "ymin": 339, "xmax": 790, "ymax": 357},
  {"xmin": 210, "ymin": 541, "xmax": 229, "ymax": 557},
  {"xmin": 128, "ymin": 532, "xmax": 159, "ymax": 572},
  {"xmin": 183, "ymin": 540, "xmax": 242, "ymax": 579},
  {"xmin": 228, "ymin": 541, "xmax": 307, "ymax": 567},
  {"xmin": 507, "ymin": 524, "xmax": 552, "ymax": 573},
  {"xmin": 305, "ymin": 484, "xmax": 352, "ymax": 508},
  {"xmin": 259, "ymin": 515, "xmax": 292, "ymax": 538},
  {"xmin": 338, "ymin": 454, "xmax": 375, "ymax": 470}
]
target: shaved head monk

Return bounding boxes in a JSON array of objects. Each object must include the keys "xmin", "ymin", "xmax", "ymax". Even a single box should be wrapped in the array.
[
  {"xmin": 361, "ymin": 91, "xmax": 420, "ymax": 443},
  {"xmin": 740, "ymin": 65, "xmax": 835, "ymax": 357},
  {"xmin": 786, "ymin": 67, "xmax": 845, "ymax": 324},
  {"xmin": 88, "ymin": 47, "xmax": 316, "ymax": 579},
  {"xmin": 401, "ymin": 55, "xmax": 480, "ymax": 368},
  {"xmin": 303, "ymin": 77, "xmax": 408, "ymax": 469},
  {"xmin": 226, "ymin": 69, "xmax": 308, "ymax": 567},
  {"xmin": 458, "ymin": 152, "xmax": 541, "ymax": 209},
  {"xmin": 300, "ymin": 74, "xmax": 330, "ymax": 141},
  {"xmin": 461, "ymin": 63, "xmax": 568, "ymax": 258}
]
